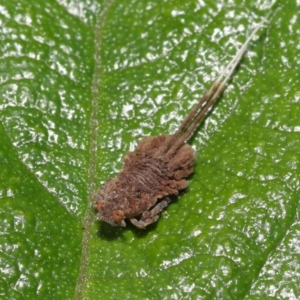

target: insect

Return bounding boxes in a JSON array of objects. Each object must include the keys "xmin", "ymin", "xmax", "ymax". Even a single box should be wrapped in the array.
[{"xmin": 93, "ymin": 16, "xmax": 268, "ymax": 229}]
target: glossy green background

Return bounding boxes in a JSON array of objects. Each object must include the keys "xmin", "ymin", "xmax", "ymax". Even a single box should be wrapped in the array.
[{"xmin": 1, "ymin": 0, "xmax": 300, "ymax": 299}]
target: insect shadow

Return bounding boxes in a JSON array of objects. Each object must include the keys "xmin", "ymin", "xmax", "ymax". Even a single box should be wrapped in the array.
[{"xmin": 96, "ymin": 218, "xmax": 156, "ymax": 240}]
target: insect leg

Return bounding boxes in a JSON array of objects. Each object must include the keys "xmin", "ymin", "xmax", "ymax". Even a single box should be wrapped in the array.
[
  {"xmin": 129, "ymin": 215, "xmax": 160, "ymax": 229},
  {"xmin": 142, "ymin": 197, "xmax": 171, "ymax": 219},
  {"xmin": 129, "ymin": 198, "xmax": 172, "ymax": 229}
]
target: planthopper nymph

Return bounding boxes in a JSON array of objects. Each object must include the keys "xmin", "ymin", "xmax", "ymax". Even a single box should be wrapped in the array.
[{"xmin": 93, "ymin": 15, "xmax": 269, "ymax": 229}]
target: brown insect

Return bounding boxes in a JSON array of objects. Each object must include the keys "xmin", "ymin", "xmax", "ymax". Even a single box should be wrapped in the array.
[{"xmin": 93, "ymin": 18, "xmax": 267, "ymax": 229}]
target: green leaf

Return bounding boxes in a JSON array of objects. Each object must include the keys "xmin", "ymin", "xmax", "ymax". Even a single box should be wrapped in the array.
[{"xmin": 1, "ymin": 1, "xmax": 299, "ymax": 299}]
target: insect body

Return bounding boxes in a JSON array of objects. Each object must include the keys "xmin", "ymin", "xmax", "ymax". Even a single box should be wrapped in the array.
[
  {"xmin": 93, "ymin": 17, "xmax": 268, "ymax": 229},
  {"xmin": 94, "ymin": 135, "xmax": 194, "ymax": 228}
]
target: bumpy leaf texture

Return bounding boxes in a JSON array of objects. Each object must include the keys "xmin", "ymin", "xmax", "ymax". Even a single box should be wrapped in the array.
[{"xmin": 0, "ymin": 0, "xmax": 299, "ymax": 299}]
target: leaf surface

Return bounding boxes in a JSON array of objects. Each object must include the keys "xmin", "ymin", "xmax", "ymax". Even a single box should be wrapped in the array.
[{"xmin": 1, "ymin": 1, "xmax": 299, "ymax": 299}]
